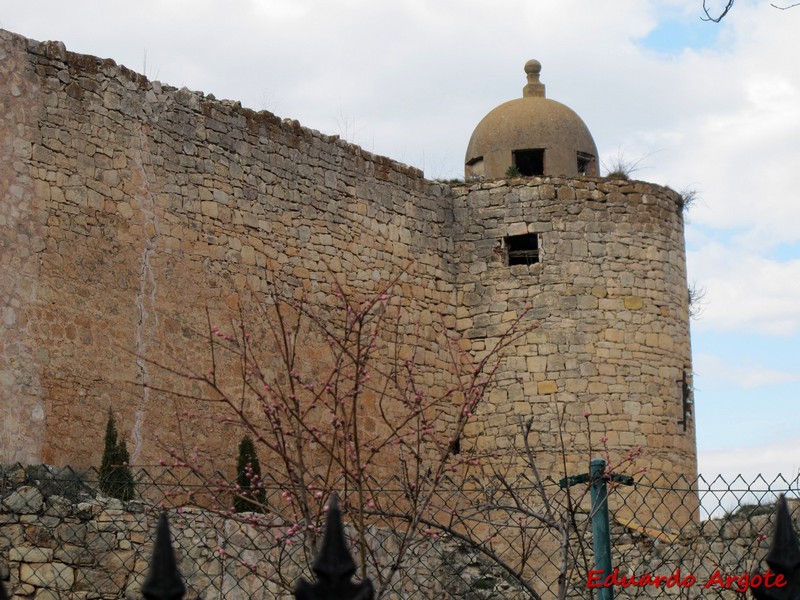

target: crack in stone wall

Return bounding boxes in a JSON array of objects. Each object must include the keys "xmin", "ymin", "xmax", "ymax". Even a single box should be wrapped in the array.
[{"xmin": 130, "ymin": 124, "xmax": 160, "ymax": 463}]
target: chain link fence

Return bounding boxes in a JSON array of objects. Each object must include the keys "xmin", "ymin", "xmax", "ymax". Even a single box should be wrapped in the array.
[{"xmin": 1, "ymin": 463, "xmax": 798, "ymax": 599}]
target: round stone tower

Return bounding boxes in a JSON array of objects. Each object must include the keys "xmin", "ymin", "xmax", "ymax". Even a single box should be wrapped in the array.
[
  {"xmin": 465, "ymin": 60, "xmax": 598, "ymax": 180},
  {"xmin": 456, "ymin": 60, "xmax": 697, "ymax": 527}
]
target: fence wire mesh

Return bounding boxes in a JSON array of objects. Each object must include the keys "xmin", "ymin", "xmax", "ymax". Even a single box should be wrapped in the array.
[{"xmin": 1, "ymin": 464, "xmax": 798, "ymax": 599}]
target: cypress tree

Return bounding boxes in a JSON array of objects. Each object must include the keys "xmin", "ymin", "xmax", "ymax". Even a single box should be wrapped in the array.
[
  {"xmin": 99, "ymin": 411, "xmax": 135, "ymax": 501},
  {"xmin": 99, "ymin": 411, "xmax": 118, "ymax": 480},
  {"xmin": 234, "ymin": 436, "xmax": 265, "ymax": 513}
]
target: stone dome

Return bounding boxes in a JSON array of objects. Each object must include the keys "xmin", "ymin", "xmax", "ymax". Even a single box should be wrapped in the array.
[{"xmin": 465, "ymin": 60, "xmax": 598, "ymax": 180}]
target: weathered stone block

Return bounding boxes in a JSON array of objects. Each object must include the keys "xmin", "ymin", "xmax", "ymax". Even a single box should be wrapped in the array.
[
  {"xmin": 9, "ymin": 546, "xmax": 52, "ymax": 562},
  {"xmin": 3, "ymin": 488, "xmax": 44, "ymax": 514},
  {"xmin": 537, "ymin": 380, "xmax": 558, "ymax": 394},
  {"xmin": 19, "ymin": 562, "xmax": 74, "ymax": 589},
  {"xmin": 623, "ymin": 296, "xmax": 644, "ymax": 310}
]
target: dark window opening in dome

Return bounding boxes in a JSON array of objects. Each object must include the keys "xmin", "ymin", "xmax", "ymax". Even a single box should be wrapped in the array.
[
  {"xmin": 513, "ymin": 149, "xmax": 545, "ymax": 176},
  {"xmin": 505, "ymin": 233, "xmax": 540, "ymax": 266},
  {"xmin": 577, "ymin": 152, "xmax": 596, "ymax": 176}
]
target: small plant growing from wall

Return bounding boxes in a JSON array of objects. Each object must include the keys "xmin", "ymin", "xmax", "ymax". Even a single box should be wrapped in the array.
[
  {"xmin": 505, "ymin": 165, "xmax": 521, "ymax": 178},
  {"xmin": 234, "ymin": 435, "xmax": 266, "ymax": 513},
  {"xmin": 602, "ymin": 148, "xmax": 653, "ymax": 180},
  {"xmin": 688, "ymin": 282, "xmax": 707, "ymax": 319},
  {"xmin": 99, "ymin": 411, "xmax": 135, "ymax": 501},
  {"xmin": 679, "ymin": 188, "xmax": 699, "ymax": 213}
]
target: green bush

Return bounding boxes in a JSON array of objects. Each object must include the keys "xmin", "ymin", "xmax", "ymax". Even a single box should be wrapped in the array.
[
  {"xmin": 99, "ymin": 411, "xmax": 135, "ymax": 501},
  {"xmin": 234, "ymin": 436, "xmax": 266, "ymax": 513}
]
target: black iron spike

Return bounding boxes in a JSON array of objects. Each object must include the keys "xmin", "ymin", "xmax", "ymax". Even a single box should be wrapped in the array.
[
  {"xmin": 751, "ymin": 495, "xmax": 800, "ymax": 600},
  {"xmin": 294, "ymin": 493, "xmax": 374, "ymax": 600},
  {"xmin": 141, "ymin": 513, "xmax": 187, "ymax": 600}
]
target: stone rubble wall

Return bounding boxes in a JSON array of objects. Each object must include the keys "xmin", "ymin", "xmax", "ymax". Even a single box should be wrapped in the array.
[
  {"xmin": 0, "ymin": 466, "xmax": 789, "ymax": 600},
  {"xmin": 0, "ymin": 465, "xmax": 533, "ymax": 600}
]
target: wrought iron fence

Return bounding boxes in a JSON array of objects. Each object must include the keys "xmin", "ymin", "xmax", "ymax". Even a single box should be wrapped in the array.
[{"xmin": 1, "ymin": 463, "xmax": 798, "ymax": 599}]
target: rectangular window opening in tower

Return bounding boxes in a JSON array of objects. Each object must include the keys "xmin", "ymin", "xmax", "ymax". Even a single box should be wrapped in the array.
[
  {"xmin": 577, "ymin": 151, "xmax": 596, "ymax": 176},
  {"xmin": 678, "ymin": 368, "xmax": 694, "ymax": 432},
  {"xmin": 505, "ymin": 233, "xmax": 540, "ymax": 266},
  {"xmin": 512, "ymin": 149, "xmax": 545, "ymax": 176}
]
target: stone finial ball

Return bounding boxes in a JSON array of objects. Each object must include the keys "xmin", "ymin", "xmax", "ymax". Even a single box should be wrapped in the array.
[{"xmin": 524, "ymin": 59, "xmax": 542, "ymax": 75}]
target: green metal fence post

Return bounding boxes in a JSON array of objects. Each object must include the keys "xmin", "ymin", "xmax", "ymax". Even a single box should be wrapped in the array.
[{"xmin": 590, "ymin": 458, "xmax": 612, "ymax": 600}]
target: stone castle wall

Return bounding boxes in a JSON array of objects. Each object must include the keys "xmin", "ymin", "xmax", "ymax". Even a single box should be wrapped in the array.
[
  {"xmin": 1, "ymin": 28, "xmax": 694, "ymax": 487},
  {"xmin": 0, "ymin": 29, "xmax": 459, "ymax": 471}
]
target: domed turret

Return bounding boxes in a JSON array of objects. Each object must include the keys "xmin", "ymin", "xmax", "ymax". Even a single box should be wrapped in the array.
[{"xmin": 465, "ymin": 60, "xmax": 598, "ymax": 180}]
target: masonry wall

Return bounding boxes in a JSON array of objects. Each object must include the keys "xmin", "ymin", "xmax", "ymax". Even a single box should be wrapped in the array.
[
  {"xmin": 0, "ymin": 29, "xmax": 458, "ymax": 470},
  {"xmin": 453, "ymin": 179, "xmax": 696, "ymax": 486},
  {"xmin": 1, "ymin": 28, "xmax": 696, "ymax": 491}
]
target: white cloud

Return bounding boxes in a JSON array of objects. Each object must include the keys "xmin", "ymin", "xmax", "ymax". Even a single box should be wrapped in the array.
[
  {"xmin": 688, "ymin": 244, "xmax": 800, "ymax": 335},
  {"xmin": 700, "ymin": 436, "xmax": 800, "ymax": 482},
  {"xmin": 694, "ymin": 353, "xmax": 800, "ymax": 389}
]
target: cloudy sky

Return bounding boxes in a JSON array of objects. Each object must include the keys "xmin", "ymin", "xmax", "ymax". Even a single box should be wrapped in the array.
[{"xmin": 2, "ymin": 0, "xmax": 798, "ymax": 494}]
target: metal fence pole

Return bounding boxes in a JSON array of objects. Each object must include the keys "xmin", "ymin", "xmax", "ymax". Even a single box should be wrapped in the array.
[
  {"xmin": 294, "ymin": 493, "xmax": 374, "ymax": 600},
  {"xmin": 590, "ymin": 458, "xmax": 612, "ymax": 600}
]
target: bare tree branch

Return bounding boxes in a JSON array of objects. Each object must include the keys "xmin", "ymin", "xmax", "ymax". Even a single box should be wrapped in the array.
[
  {"xmin": 702, "ymin": 0, "xmax": 735, "ymax": 22},
  {"xmin": 703, "ymin": 0, "xmax": 799, "ymax": 21}
]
